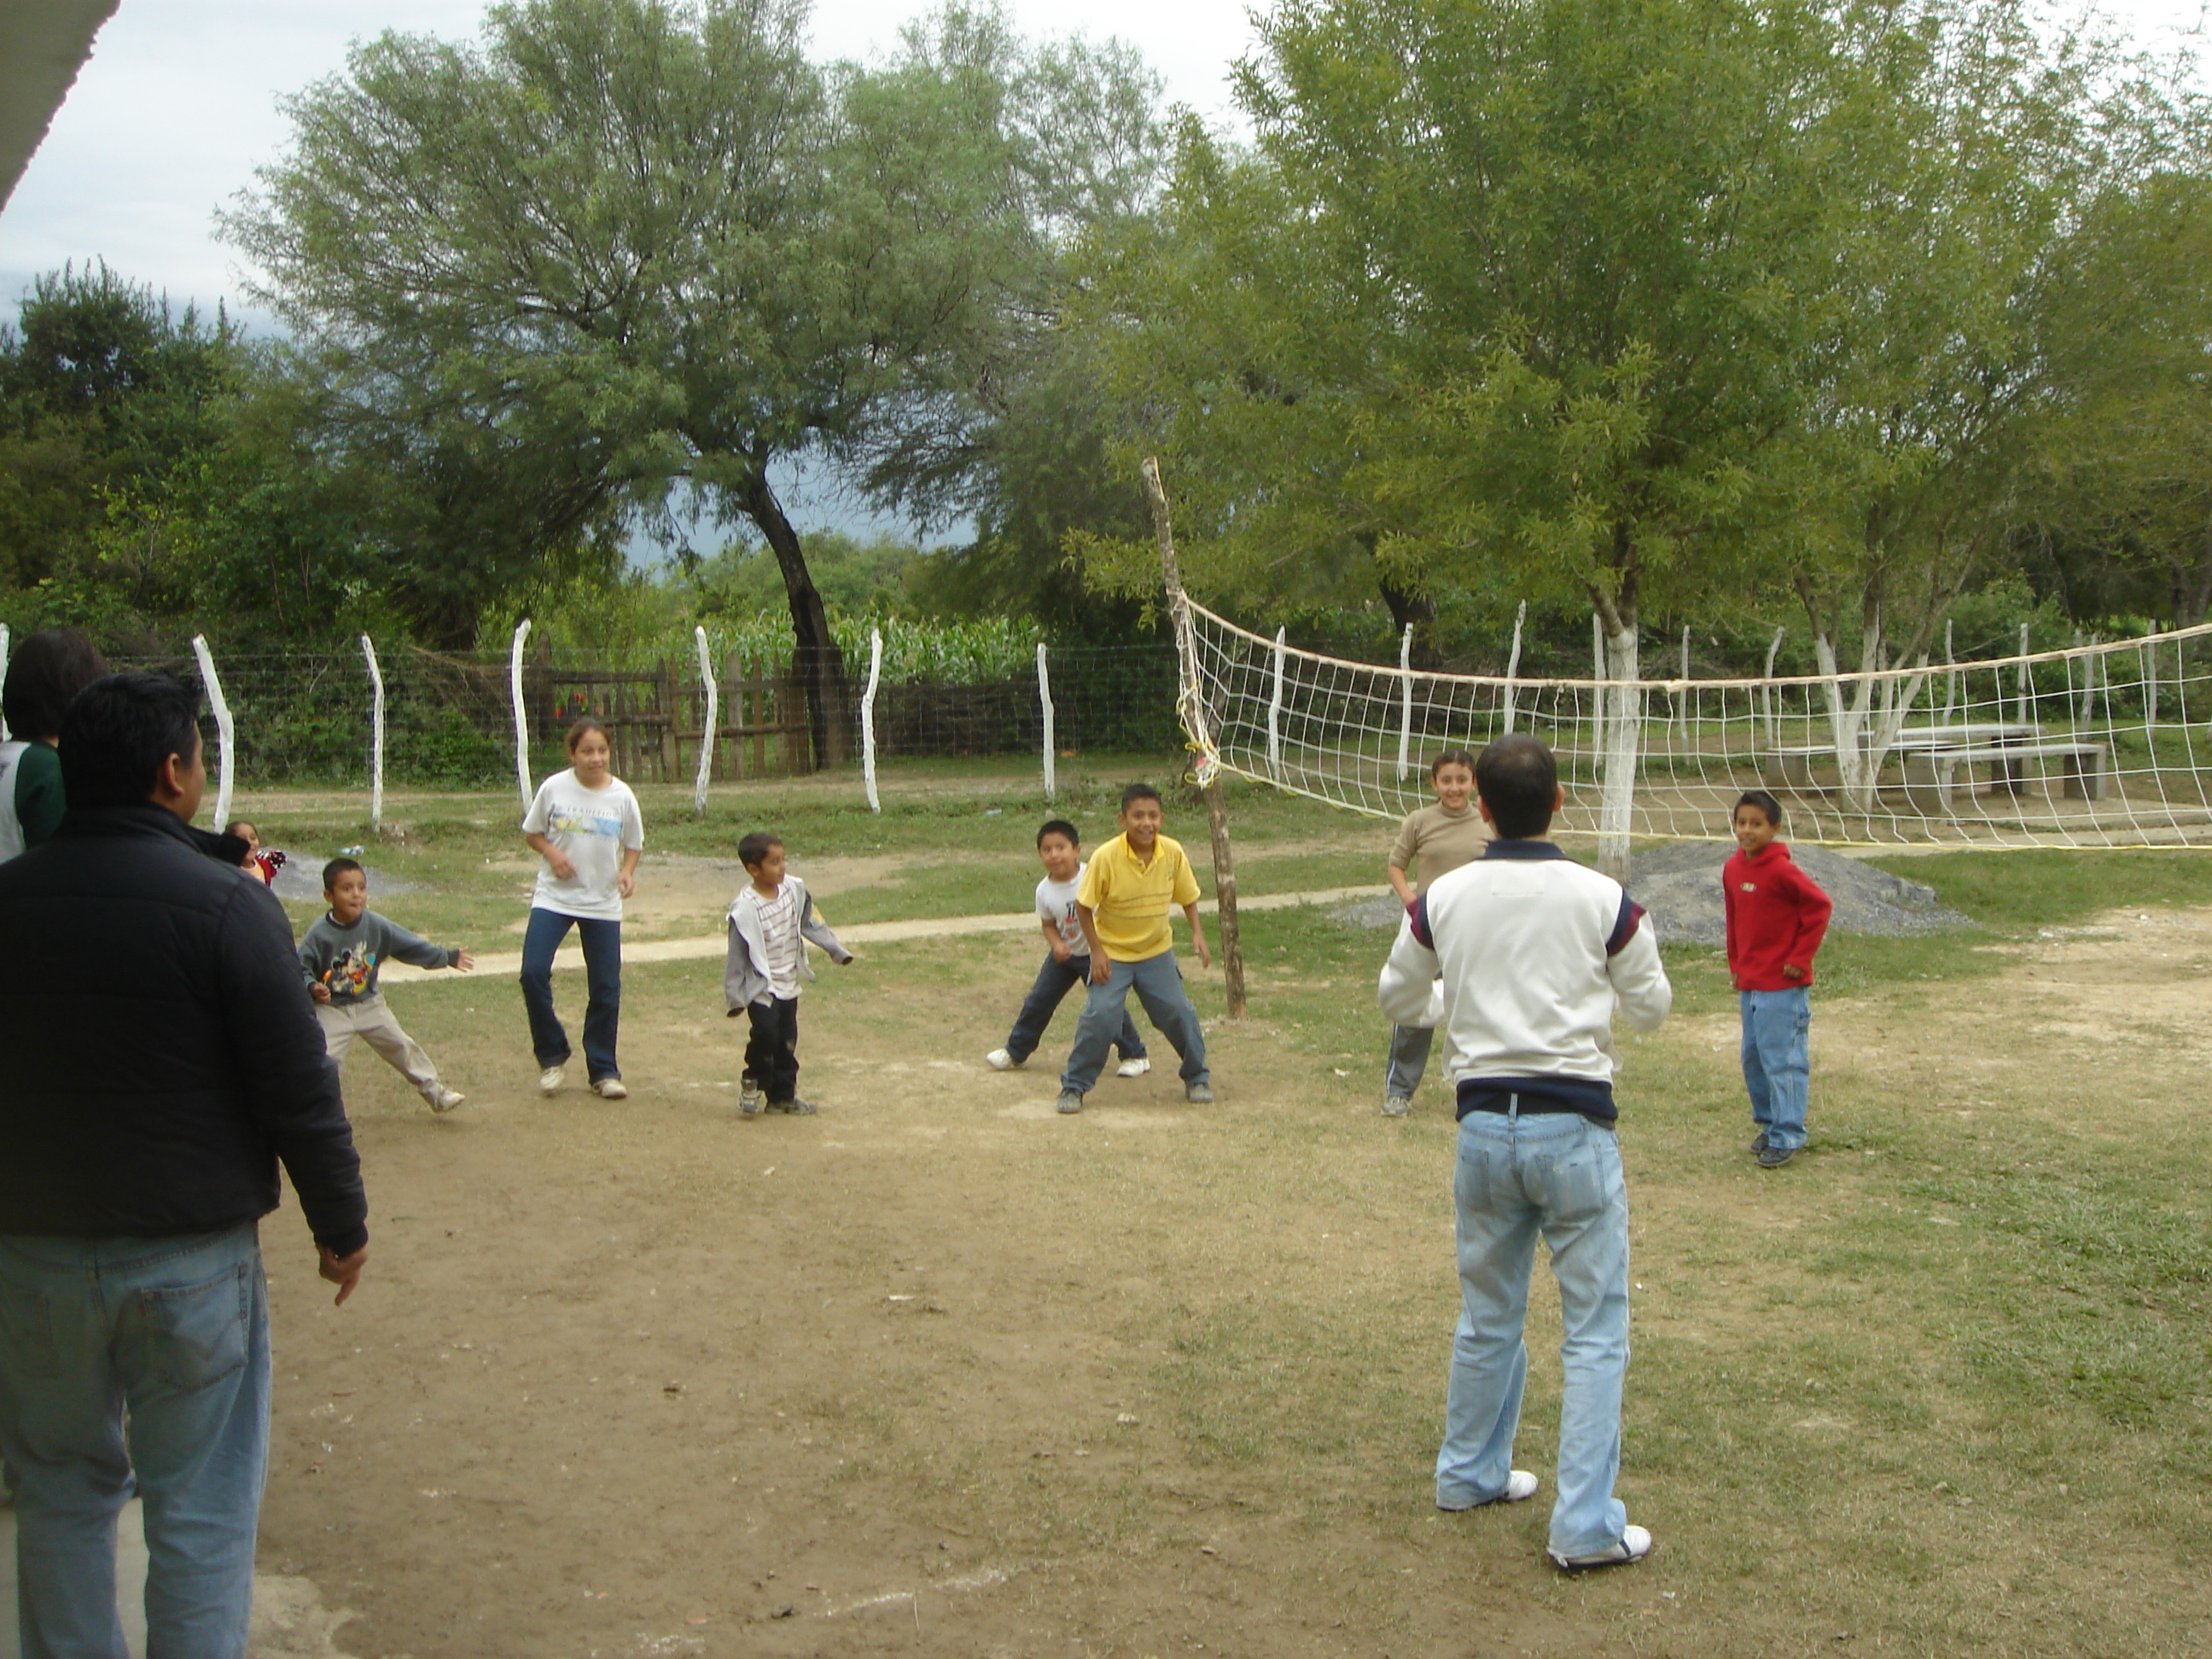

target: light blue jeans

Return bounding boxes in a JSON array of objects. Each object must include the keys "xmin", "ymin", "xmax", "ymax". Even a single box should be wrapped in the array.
[
  {"xmin": 1059, "ymin": 950, "xmax": 1208, "ymax": 1094},
  {"xmin": 1437, "ymin": 1105, "xmax": 1632, "ymax": 1560},
  {"xmin": 0, "ymin": 1225, "xmax": 270, "ymax": 1659},
  {"xmin": 1740, "ymin": 986, "xmax": 1812, "ymax": 1151}
]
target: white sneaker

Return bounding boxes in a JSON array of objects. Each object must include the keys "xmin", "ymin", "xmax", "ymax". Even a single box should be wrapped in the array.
[
  {"xmin": 986, "ymin": 1048, "xmax": 1021, "ymax": 1071},
  {"xmin": 428, "ymin": 1087, "xmax": 466, "ymax": 1114},
  {"xmin": 1382, "ymin": 1094, "xmax": 1412, "ymax": 1118},
  {"xmin": 538, "ymin": 1066, "xmax": 565, "ymax": 1096},
  {"xmin": 1549, "ymin": 1523, "xmax": 1652, "ymax": 1570},
  {"xmin": 1115, "ymin": 1056, "xmax": 1151, "ymax": 1078},
  {"xmin": 1438, "ymin": 1470, "xmax": 1539, "ymax": 1511},
  {"xmin": 591, "ymin": 1077, "xmax": 629, "ymax": 1100}
]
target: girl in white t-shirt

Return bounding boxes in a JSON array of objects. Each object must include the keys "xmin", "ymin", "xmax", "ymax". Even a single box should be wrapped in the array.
[{"xmin": 519, "ymin": 719, "xmax": 644, "ymax": 1098}]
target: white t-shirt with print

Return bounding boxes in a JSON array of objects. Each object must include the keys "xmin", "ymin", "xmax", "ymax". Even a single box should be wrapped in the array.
[
  {"xmin": 521, "ymin": 770, "xmax": 645, "ymax": 920},
  {"xmin": 1035, "ymin": 865, "xmax": 1086, "ymax": 952},
  {"xmin": 744, "ymin": 880, "xmax": 806, "ymax": 999}
]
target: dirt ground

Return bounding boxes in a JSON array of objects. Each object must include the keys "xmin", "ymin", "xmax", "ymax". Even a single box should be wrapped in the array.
[{"xmin": 246, "ymin": 900, "xmax": 2212, "ymax": 1658}]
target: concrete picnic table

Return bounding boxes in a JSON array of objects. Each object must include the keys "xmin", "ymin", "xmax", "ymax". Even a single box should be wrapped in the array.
[{"xmin": 1763, "ymin": 723, "xmax": 2039, "ymax": 790}]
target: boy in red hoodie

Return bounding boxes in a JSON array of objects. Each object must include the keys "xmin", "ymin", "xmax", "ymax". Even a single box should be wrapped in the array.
[{"xmin": 1724, "ymin": 791, "xmax": 1833, "ymax": 1167}]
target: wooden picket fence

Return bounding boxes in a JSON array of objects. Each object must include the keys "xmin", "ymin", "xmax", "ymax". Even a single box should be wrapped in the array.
[{"xmin": 530, "ymin": 656, "xmax": 810, "ymax": 783}]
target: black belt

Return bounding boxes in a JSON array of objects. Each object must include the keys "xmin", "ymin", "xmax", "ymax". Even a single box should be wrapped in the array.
[{"xmin": 1462, "ymin": 1093, "xmax": 1579, "ymax": 1115}]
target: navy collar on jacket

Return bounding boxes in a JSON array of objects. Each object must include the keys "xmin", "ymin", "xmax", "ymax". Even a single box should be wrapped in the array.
[{"xmin": 1481, "ymin": 838, "xmax": 1569, "ymax": 860}]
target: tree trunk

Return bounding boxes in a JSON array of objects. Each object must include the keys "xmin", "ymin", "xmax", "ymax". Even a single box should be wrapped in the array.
[
  {"xmin": 739, "ymin": 471, "xmax": 848, "ymax": 771},
  {"xmin": 1590, "ymin": 562, "xmax": 1640, "ymax": 886},
  {"xmin": 1377, "ymin": 574, "xmax": 1440, "ymax": 670}
]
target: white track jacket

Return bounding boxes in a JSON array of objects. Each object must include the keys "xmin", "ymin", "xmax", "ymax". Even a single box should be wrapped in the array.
[{"xmin": 1377, "ymin": 840, "xmax": 1672, "ymax": 1119}]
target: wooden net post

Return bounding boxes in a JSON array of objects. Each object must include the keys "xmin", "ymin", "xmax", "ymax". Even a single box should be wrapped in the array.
[{"xmin": 1142, "ymin": 455, "xmax": 1246, "ymax": 1020}]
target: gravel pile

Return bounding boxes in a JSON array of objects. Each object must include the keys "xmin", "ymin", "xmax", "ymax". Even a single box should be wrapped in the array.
[{"xmin": 1335, "ymin": 840, "xmax": 1967, "ymax": 944}]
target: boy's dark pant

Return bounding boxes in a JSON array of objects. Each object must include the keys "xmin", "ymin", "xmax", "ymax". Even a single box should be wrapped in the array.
[
  {"xmin": 1006, "ymin": 952, "xmax": 1144, "ymax": 1064},
  {"xmin": 743, "ymin": 995, "xmax": 800, "ymax": 1101}
]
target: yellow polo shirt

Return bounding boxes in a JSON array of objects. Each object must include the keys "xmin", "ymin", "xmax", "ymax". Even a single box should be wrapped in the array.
[{"xmin": 1078, "ymin": 831, "xmax": 1201, "ymax": 962}]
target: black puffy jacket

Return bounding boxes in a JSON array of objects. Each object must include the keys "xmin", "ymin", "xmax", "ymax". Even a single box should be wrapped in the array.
[{"xmin": 0, "ymin": 805, "xmax": 367, "ymax": 1254}]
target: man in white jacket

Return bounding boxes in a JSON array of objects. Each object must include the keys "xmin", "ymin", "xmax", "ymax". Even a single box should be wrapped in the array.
[{"xmin": 1377, "ymin": 734, "xmax": 1671, "ymax": 1570}]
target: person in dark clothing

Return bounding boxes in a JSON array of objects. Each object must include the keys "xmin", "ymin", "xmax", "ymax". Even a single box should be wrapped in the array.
[{"xmin": 0, "ymin": 672, "xmax": 369, "ymax": 1659}]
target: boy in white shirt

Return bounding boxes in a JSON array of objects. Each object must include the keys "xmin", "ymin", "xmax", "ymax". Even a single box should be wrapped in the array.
[
  {"xmin": 725, "ymin": 831, "xmax": 853, "ymax": 1115},
  {"xmin": 986, "ymin": 819, "xmax": 1148, "ymax": 1076}
]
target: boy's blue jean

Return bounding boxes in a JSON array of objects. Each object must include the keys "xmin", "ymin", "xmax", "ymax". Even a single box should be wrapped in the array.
[
  {"xmin": 1059, "ymin": 950, "xmax": 1206, "ymax": 1094},
  {"xmin": 520, "ymin": 908, "xmax": 622, "ymax": 1081},
  {"xmin": 1436, "ymin": 1106, "xmax": 1631, "ymax": 1561},
  {"xmin": 1739, "ymin": 986, "xmax": 1811, "ymax": 1151},
  {"xmin": 1005, "ymin": 952, "xmax": 1144, "ymax": 1066},
  {"xmin": 0, "ymin": 1225, "xmax": 270, "ymax": 1659}
]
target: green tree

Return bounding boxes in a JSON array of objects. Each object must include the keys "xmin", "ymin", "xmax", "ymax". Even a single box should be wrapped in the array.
[{"xmin": 229, "ymin": 0, "xmax": 1162, "ymax": 765}]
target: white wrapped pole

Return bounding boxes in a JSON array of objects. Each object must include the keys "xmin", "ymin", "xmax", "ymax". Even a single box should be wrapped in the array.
[
  {"xmin": 361, "ymin": 634, "xmax": 385, "ymax": 833},
  {"xmin": 1036, "ymin": 642, "xmax": 1056, "ymax": 801},
  {"xmin": 1677, "ymin": 626, "xmax": 1691, "ymax": 733},
  {"xmin": 860, "ymin": 628, "xmax": 882, "ymax": 814},
  {"xmin": 1395, "ymin": 622, "xmax": 1415, "ymax": 780},
  {"xmin": 0, "ymin": 625, "xmax": 10, "ymax": 739},
  {"xmin": 2017, "ymin": 622, "xmax": 2031, "ymax": 725},
  {"xmin": 1942, "ymin": 619, "xmax": 1957, "ymax": 724},
  {"xmin": 189, "ymin": 635, "xmax": 235, "ymax": 830},
  {"xmin": 1762, "ymin": 626, "xmax": 1785, "ymax": 748},
  {"xmin": 1266, "ymin": 626, "xmax": 1288, "ymax": 779},
  {"xmin": 2146, "ymin": 625, "xmax": 2161, "ymax": 734},
  {"xmin": 693, "ymin": 626, "xmax": 717, "ymax": 818},
  {"xmin": 509, "ymin": 619, "xmax": 533, "ymax": 807},
  {"xmin": 1501, "ymin": 602, "xmax": 1525, "ymax": 734}
]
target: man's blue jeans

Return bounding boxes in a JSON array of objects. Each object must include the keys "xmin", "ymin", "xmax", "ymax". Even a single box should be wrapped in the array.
[
  {"xmin": 1739, "ymin": 986, "xmax": 1811, "ymax": 1151},
  {"xmin": 1436, "ymin": 1106, "xmax": 1632, "ymax": 1561},
  {"xmin": 0, "ymin": 1225, "xmax": 270, "ymax": 1659},
  {"xmin": 1059, "ymin": 950, "xmax": 1206, "ymax": 1094},
  {"xmin": 1004, "ymin": 952, "xmax": 1144, "ymax": 1066},
  {"xmin": 520, "ymin": 908, "xmax": 623, "ymax": 1082}
]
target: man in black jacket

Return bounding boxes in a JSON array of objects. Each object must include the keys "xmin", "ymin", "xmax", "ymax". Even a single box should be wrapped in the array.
[{"xmin": 0, "ymin": 672, "xmax": 368, "ymax": 1659}]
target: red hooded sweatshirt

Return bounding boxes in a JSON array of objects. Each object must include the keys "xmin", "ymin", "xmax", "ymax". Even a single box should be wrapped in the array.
[{"xmin": 1722, "ymin": 841, "xmax": 1833, "ymax": 991}]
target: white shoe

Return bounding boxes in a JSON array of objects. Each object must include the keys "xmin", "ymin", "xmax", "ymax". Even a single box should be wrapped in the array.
[
  {"xmin": 1549, "ymin": 1523, "xmax": 1652, "ymax": 1570},
  {"xmin": 986, "ymin": 1048, "xmax": 1021, "ymax": 1071},
  {"xmin": 1115, "ymin": 1056, "xmax": 1151, "ymax": 1078},
  {"xmin": 591, "ymin": 1077, "xmax": 629, "ymax": 1099},
  {"xmin": 1438, "ymin": 1470, "xmax": 1539, "ymax": 1511},
  {"xmin": 1382, "ymin": 1094, "xmax": 1412, "ymax": 1118},
  {"xmin": 428, "ymin": 1087, "xmax": 466, "ymax": 1114},
  {"xmin": 538, "ymin": 1066, "xmax": 565, "ymax": 1096}
]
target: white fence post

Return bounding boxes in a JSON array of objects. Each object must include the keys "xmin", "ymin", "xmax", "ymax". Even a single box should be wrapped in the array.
[
  {"xmin": 1267, "ymin": 626, "xmax": 1287, "ymax": 780},
  {"xmin": 0, "ymin": 625, "xmax": 10, "ymax": 740},
  {"xmin": 1942, "ymin": 619, "xmax": 1956, "ymax": 724},
  {"xmin": 189, "ymin": 636, "xmax": 235, "ymax": 831},
  {"xmin": 2017, "ymin": 622, "xmax": 2031, "ymax": 725},
  {"xmin": 1395, "ymin": 622, "xmax": 1415, "ymax": 781},
  {"xmin": 2146, "ymin": 624, "xmax": 2161, "ymax": 735},
  {"xmin": 693, "ymin": 626, "xmax": 717, "ymax": 818},
  {"xmin": 509, "ymin": 619, "xmax": 533, "ymax": 807},
  {"xmin": 361, "ymin": 634, "xmax": 385, "ymax": 833},
  {"xmin": 1677, "ymin": 626, "xmax": 1691, "ymax": 733},
  {"xmin": 1036, "ymin": 643, "xmax": 1056, "ymax": 801},
  {"xmin": 861, "ymin": 628, "xmax": 883, "ymax": 814}
]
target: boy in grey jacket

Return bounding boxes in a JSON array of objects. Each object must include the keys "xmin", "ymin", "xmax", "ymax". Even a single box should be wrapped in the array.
[
  {"xmin": 300, "ymin": 857, "xmax": 475, "ymax": 1112},
  {"xmin": 725, "ymin": 831, "xmax": 853, "ymax": 1115}
]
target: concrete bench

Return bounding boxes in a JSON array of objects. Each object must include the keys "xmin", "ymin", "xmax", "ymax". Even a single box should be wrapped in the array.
[
  {"xmin": 1901, "ymin": 742, "xmax": 2110, "ymax": 813},
  {"xmin": 1762, "ymin": 724, "xmax": 2039, "ymax": 791}
]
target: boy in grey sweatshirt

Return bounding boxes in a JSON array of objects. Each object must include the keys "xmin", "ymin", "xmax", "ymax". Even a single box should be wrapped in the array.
[{"xmin": 299, "ymin": 857, "xmax": 475, "ymax": 1112}]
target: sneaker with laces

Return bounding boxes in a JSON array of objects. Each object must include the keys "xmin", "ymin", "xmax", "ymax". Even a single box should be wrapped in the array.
[
  {"xmin": 1438, "ymin": 1470, "xmax": 1539, "ymax": 1511},
  {"xmin": 538, "ymin": 1065, "xmax": 566, "ymax": 1096},
  {"xmin": 1757, "ymin": 1142, "xmax": 1796, "ymax": 1167},
  {"xmin": 1548, "ymin": 1524, "xmax": 1652, "ymax": 1571},
  {"xmin": 1056, "ymin": 1089, "xmax": 1085, "ymax": 1115},
  {"xmin": 1115, "ymin": 1055, "xmax": 1151, "ymax": 1078},
  {"xmin": 592, "ymin": 1077, "xmax": 629, "ymax": 1100},
  {"xmin": 766, "ymin": 1097, "xmax": 816, "ymax": 1115},
  {"xmin": 1749, "ymin": 1129, "xmax": 1770, "ymax": 1154},
  {"xmin": 1185, "ymin": 1080, "xmax": 1214, "ymax": 1104},
  {"xmin": 428, "ymin": 1087, "xmax": 467, "ymax": 1114},
  {"xmin": 987, "ymin": 1048, "xmax": 1021, "ymax": 1071},
  {"xmin": 739, "ymin": 1075, "xmax": 763, "ymax": 1115},
  {"xmin": 1382, "ymin": 1094, "xmax": 1412, "ymax": 1118}
]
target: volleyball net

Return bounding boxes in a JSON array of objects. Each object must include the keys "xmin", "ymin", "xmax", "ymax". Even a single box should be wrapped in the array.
[{"xmin": 1179, "ymin": 600, "xmax": 2212, "ymax": 847}]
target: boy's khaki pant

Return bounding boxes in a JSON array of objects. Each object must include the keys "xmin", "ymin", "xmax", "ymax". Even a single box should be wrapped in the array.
[{"xmin": 316, "ymin": 994, "xmax": 442, "ymax": 1102}]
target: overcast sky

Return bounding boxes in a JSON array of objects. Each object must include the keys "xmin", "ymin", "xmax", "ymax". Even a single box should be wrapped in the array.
[{"xmin": 0, "ymin": 0, "xmax": 2201, "ymax": 543}]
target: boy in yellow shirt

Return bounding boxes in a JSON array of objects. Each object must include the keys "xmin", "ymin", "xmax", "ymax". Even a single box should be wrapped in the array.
[{"xmin": 1057, "ymin": 783, "xmax": 1213, "ymax": 1114}]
